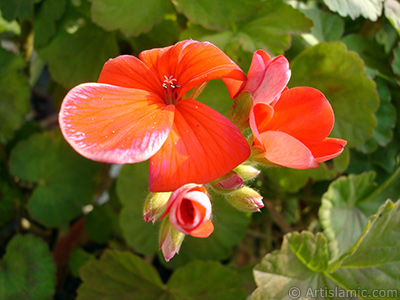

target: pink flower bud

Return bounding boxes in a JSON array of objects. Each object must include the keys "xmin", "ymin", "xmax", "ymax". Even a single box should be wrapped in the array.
[
  {"xmin": 225, "ymin": 186, "xmax": 264, "ymax": 212},
  {"xmin": 159, "ymin": 217, "xmax": 185, "ymax": 262},
  {"xmin": 210, "ymin": 171, "xmax": 244, "ymax": 194},
  {"xmin": 143, "ymin": 192, "xmax": 172, "ymax": 223},
  {"xmin": 161, "ymin": 184, "xmax": 214, "ymax": 238}
]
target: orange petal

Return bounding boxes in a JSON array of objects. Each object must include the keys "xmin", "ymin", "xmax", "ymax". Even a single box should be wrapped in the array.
[
  {"xmin": 266, "ymin": 87, "xmax": 334, "ymax": 147},
  {"xmin": 59, "ymin": 83, "xmax": 175, "ymax": 164},
  {"xmin": 309, "ymin": 138, "xmax": 347, "ymax": 162},
  {"xmin": 98, "ymin": 55, "xmax": 165, "ymax": 99},
  {"xmin": 249, "ymin": 103, "xmax": 274, "ymax": 147},
  {"xmin": 189, "ymin": 220, "xmax": 214, "ymax": 238},
  {"xmin": 139, "ymin": 40, "xmax": 246, "ymax": 100},
  {"xmin": 259, "ymin": 131, "xmax": 319, "ymax": 169},
  {"xmin": 149, "ymin": 98, "xmax": 251, "ymax": 192}
]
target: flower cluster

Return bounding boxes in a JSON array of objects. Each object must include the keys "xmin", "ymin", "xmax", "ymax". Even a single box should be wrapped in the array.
[{"xmin": 59, "ymin": 40, "xmax": 346, "ymax": 261}]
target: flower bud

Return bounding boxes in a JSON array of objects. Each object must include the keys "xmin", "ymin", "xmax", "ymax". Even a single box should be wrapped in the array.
[
  {"xmin": 159, "ymin": 217, "xmax": 185, "ymax": 262},
  {"xmin": 143, "ymin": 192, "xmax": 171, "ymax": 223},
  {"xmin": 210, "ymin": 171, "xmax": 243, "ymax": 194},
  {"xmin": 233, "ymin": 164, "xmax": 260, "ymax": 181},
  {"xmin": 228, "ymin": 91, "xmax": 253, "ymax": 131},
  {"xmin": 225, "ymin": 186, "xmax": 264, "ymax": 212},
  {"xmin": 161, "ymin": 184, "xmax": 214, "ymax": 238}
]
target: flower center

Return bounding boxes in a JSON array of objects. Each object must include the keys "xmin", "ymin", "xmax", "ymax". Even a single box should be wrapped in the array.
[
  {"xmin": 162, "ymin": 75, "xmax": 180, "ymax": 105},
  {"xmin": 180, "ymin": 199, "xmax": 195, "ymax": 223}
]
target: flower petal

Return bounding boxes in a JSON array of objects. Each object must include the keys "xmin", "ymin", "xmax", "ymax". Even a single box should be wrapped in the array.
[
  {"xmin": 244, "ymin": 50, "xmax": 271, "ymax": 94},
  {"xmin": 244, "ymin": 52, "xmax": 291, "ymax": 105},
  {"xmin": 139, "ymin": 40, "xmax": 246, "ymax": 100},
  {"xmin": 249, "ymin": 102, "xmax": 274, "ymax": 147},
  {"xmin": 266, "ymin": 87, "xmax": 335, "ymax": 147},
  {"xmin": 189, "ymin": 220, "xmax": 214, "ymax": 238},
  {"xmin": 59, "ymin": 83, "xmax": 174, "ymax": 164},
  {"xmin": 98, "ymin": 55, "xmax": 165, "ymax": 99},
  {"xmin": 309, "ymin": 138, "xmax": 347, "ymax": 162},
  {"xmin": 259, "ymin": 131, "xmax": 319, "ymax": 169},
  {"xmin": 149, "ymin": 98, "xmax": 251, "ymax": 192}
]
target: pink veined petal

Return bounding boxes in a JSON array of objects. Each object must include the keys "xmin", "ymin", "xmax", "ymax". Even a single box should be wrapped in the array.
[
  {"xmin": 247, "ymin": 55, "xmax": 291, "ymax": 105},
  {"xmin": 244, "ymin": 50, "xmax": 271, "ymax": 94},
  {"xmin": 139, "ymin": 40, "xmax": 246, "ymax": 100},
  {"xmin": 309, "ymin": 138, "xmax": 347, "ymax": 162},
  {"xmin": 149, "ymin": 98, "xmax": 251, "ymax": 192},
  {"xmin": 249, "ymin": 102, "xmax": 274, "ymax": 147},
  {"xmin": 97, "ymin": 55, "xmax": 165, "ymax": 99},
  {"xmin": 189, "ymin": 220, "xmax": 214, "ymax": 238},
  {"xmin": 259, "ymin": 131, "xmax": 319, "ymax": 169},
  {"xmin": 59, "ymin": 83, "xmax": 175, "ymax": 164},
  {"xmin": 266, "ymin": 87, "xmax": 334, "ymax": 147}
]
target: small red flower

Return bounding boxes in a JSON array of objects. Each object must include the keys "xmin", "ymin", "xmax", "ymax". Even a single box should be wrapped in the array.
[
  {"xmin": 59, "ymin": 40, "xmax": 250, "ymax": 192},
  {"xmin": 250, "ymin": 87, "xmax": 347, "ymax": 169}
]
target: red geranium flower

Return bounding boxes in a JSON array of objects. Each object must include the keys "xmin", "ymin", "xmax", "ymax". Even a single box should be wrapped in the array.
[{"xmin": 59, "ymin": 40, "xmax": 250, "ymax": 192}]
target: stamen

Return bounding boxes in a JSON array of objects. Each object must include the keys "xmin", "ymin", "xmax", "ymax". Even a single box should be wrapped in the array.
[
  {"xmin": 162, "ymin": 75, "xmax": 180, "ymax": 105},
  {"xmin": 163, "ymin": 75, "xmax": 178, "ymax": 88}
]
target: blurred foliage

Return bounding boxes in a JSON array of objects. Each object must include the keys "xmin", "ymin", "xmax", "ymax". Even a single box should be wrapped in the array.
[{"xmin": 0, "ymin": 0, "xmax": 399, "ymax": 299}]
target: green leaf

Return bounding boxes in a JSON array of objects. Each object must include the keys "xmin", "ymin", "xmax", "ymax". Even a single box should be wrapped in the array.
[
  {"xmin": 9, "ymin": 130, "xmax": 100, "ymax": 227},
  {"xmin": 384, "ymin": 0, "xmax": 400, "ymax": 35},
  {"xmin": 68, "ymin": 248, "xmax": 94, "ymax": 278},
  {"xmin": 392, "ymin": 43, "xmax": 400, "ymax": 75},
  {"xmin": 77, "ymin": 250, "xmax": 165, "ymax": 300},
  {"xmin": 89, "ymin": 0, "xmax": 168, "ymax": 37},
  {"xmin": 319, "ymin": 172, "xmax": 378, "ymax": 259},
  {"xmin": 0, "ymin": 234, "xmax": 56, "ymax": 299},
  {"xmin": 250, "ymin": 232, "xmax": 345, "ymax": 300},
  {"xmin": 357, "ymin": 77, "xmax": 396, "ymax": 153},
  {"xmin": 39, "ymin": 4, "xmax": 119, "ymax": 88},
  {"xmin": 167, "ymin": 261, "xmax": 247, "ymax": 300},
  {"xmin": 251, "ymin": 203, "xmax": 400, "ymax": 299},
  {"xmin": 290, "ymin": 42, "xmax": 379, "ymax": 148},
  {"xmin": 301, "ymin": 8, "xmax": 344, "ymax": 44},
  {"xmin": 117, "ymin": 162, "xmax": 157, "ymax": 255},
  {"xmin": 180, "ymin": 0, "xmax": 312, "ymax": 55},
  {"xmin": 127, "ymin": 16, "xmax": 180, "ymax": 53},
  {"xmin": 0, "ymin": 0, "xmax": 34, "ymax": 21},
  {"xmin": 0, "ymin": 177, "xmax": 18, "ymax": 227},
  {"xmin": 328, "ymin": 200, "xmax": 400, "ymax": 297},
  {"xmin": 173, "ymin": 0, "xmax": 261, "ymax": 31},
  {"xmin": 323, "ymin": 0, "xmax": 383, "ymax": 21},
  {"xmin": 85, "ymin": 203, "xmax": 118, "ymax": 244},
  {"xmin": 320, "ymin": 166, "xmax": 400, "ymax": 261},
  {"xmin": 342, "ymin": 34, "xmax": 393, "ymax": 79},
  {"xmin": 363, "ymin": 165, "xmax": 400, "ymax": 205},
  {"xmin": 34, "ymin": 0, "xmax": 67, "ymax": 48},
  {"xmin": 77, "ymin": 250, "xmax": 246, "ymax": 300},
  {"xmin": 0, "ymin": 47, "xmax": 30, "ymax": 143}
]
